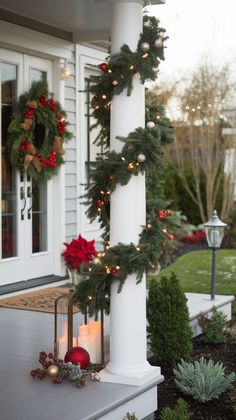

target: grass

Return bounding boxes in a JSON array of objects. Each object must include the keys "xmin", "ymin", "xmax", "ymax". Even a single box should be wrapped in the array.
[{"xmin": 154, "ymin": 249, "xmax": 236, "ymax": 296}]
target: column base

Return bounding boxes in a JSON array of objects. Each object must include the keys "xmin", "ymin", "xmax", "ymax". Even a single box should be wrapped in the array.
[{"xmin": 99, "ymin": 362, "xmax": 164, "ymax": 386}]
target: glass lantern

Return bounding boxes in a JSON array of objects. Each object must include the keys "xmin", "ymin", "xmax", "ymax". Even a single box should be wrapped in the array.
[
  {"xmin": 204, "ymin": 210, "xmax": 227, "ymax": 248},
  {"xmin": 54, "ymin": 294, "xmax": 75, "ymax": 360}
]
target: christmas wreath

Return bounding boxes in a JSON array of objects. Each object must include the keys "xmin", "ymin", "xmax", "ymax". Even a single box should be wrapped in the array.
[{"xmin": 8, "ymin": 81, "xmax": 72, "ymax": 183}]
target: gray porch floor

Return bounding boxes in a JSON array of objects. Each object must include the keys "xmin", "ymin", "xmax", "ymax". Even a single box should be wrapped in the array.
[
  {"xmin": 0, "ymin": 308, "xmax": 159, "ymax": 420},
  {"xmin": 0, "ymin": 293, "xmax": 234, "ymax": 420}
]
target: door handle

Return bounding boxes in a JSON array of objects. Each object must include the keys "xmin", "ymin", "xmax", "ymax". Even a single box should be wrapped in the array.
[
  {"xmin": 27, "ymin": 193, "xmax": 34, "ymax": 220},
  {"xmin": 20, "ymin": 187, "xmax": 26, "ymax": 220},
  {"xmin": 27, "ymin": 186, "xmax": 32, "ymax": 197}
]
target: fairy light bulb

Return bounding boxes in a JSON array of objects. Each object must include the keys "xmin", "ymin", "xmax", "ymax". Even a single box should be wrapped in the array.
[
  {"xmin": 147, "ymin": 223, "xmax": 152, "ymax": 229},
  {"xmin": 128, "ymin": 163, "xmax": 134, "ymax": 169},
  {"xmin": 142, "ymin": 52, "xmax": 149, "ymax": 58},
  {"xmin": 102, "ymin": 94, "xmax": 107, "ymax": 99}
]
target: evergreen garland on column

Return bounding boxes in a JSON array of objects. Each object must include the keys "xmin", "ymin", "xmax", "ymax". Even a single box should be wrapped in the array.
[{"xmin": 73, "ymin": 16, "xmax": 174, "ymax": 316}]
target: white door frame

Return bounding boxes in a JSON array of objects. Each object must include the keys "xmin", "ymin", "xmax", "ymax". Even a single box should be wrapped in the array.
[{"xmin": 0, "ymin": 47, "xmax": 66, "ymax": 284}]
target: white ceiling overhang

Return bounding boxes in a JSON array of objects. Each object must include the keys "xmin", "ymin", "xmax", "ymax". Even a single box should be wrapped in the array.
[{"xmin": 0, "ymin": 0, "xmax": 165, "ymax": 46}]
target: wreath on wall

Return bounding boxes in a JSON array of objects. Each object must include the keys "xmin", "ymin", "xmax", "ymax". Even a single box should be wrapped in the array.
[{"xmin": 8, "ymin": 81, "xmax": 72, "ymax": 183}]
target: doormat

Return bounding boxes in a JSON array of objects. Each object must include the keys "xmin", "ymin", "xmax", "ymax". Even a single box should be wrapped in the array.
[{"xmin": 0, "ymin": 286, "xmax": 79, "ymax": 314}]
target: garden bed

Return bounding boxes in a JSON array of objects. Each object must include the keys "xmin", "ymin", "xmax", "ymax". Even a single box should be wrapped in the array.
[{"xmin": 151, "ymin": 331, "xmax": 236, "ymax": 419}]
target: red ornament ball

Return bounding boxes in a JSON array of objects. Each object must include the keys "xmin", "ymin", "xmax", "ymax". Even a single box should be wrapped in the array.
[
  {"xmin": 64, "ymin": 347, "xmax": 90, "ymax": 369},
  {"xmin": 96, "ymin": 199, "xmax": 105, "ymax": 207},
  {"xmin": 100, "ymin": 63, "xmax": 108, "ymax": 72}
]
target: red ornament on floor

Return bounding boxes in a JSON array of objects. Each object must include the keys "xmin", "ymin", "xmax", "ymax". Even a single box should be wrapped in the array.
[{"xmin": 64, "ymin": 347, "xmax": 90, "ymax": 369}]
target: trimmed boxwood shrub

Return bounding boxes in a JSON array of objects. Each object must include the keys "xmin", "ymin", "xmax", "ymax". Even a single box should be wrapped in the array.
[{"xmin": 147, "ymin": 272, "xmax": 192, "ymax": 366}]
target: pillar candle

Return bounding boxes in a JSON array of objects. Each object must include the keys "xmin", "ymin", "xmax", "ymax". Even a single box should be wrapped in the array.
[
  {"xmin": 58, "ymin": 335, "xmax": 67, "ymax": 360},
  {"xmin": 89, "ymin": 321, "xmax": 102, "ymax": 364},
  {"xmin": 78, "ymin": 324, "xmax": 90, "ymax": 354}
]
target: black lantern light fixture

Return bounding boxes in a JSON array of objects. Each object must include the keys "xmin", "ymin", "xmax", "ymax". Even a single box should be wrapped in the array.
[{"xmin": 204, "ymin": 210, "xmax": 227, "ymax": 300}]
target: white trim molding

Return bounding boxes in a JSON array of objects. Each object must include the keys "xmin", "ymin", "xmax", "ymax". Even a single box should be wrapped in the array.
[{"xmin": 0, "ymin": 20, "xmax": 73, "ymax": 60}]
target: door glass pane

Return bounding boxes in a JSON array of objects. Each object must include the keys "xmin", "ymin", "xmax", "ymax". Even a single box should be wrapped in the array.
[
  {"xmin": 1, "ymin": 63, "xmax": 18, "ymax": 259},
  {"xmin": 32, "ymin": 179, "xmax": 47, "ymax": 253},
  {"xmin": 30, "ymin": 69, "xmax": 48, "ymax": 254},
  {"xmin": 31, "ymin": 69, "xmax": 46, "ymax": 84}
]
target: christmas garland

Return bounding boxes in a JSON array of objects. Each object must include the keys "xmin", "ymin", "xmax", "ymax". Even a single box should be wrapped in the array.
[
  {"xmin": 91, "ymin": 15, "xmax": 168, "ymax": 148},
  {"xmin": 73, "ymin": 16, "xmax": 174, "ymax": 316},
  {"xmin": 8, "ymin": 81, "xmax": 72, "ymax": 183}
]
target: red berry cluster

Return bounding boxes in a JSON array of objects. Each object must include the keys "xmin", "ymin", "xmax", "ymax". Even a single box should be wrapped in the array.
[
  {"xmin": 110, "ymin": 267, "xmax": 118, "ymax": 276},
  {"xmin": 18, "ymin": 139, "xmax": 31, "ymax": 151},
  {"xmin": 158, "ymin": 209, "xmax": 173, "ymax": 220},
  {"xmin": 36, "ymin": 151, "xmax": 57, "ymax": 169},
  {"xmin": 48, "ymin": 98, "xmax": 57, "ymax": 111},
  {"xmin": 56, "ymin": 113, "xmax": 63, "ymax": 120},
  {"xmin": 58, "ymin": 120, "xmax": 67, "ymax": 134},
  {"xmin": 39, "ymin": 95, "xmax": 47, "ymax": 107},
  {"xmin": 25, "ymin": 108, "xmax": 34, "ymax": 119},
  {"xmin": 31, "ymin": 351, "xmax": 63, "ymax": 384},
  {"xmin": 96, "ymin": 198, "xmax": 105, "ymax": 207}
]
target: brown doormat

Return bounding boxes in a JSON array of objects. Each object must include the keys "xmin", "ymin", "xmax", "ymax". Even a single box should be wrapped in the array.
[{"xmin": 0, "ymin": 286, "xmax": 79, "ymax": 313}]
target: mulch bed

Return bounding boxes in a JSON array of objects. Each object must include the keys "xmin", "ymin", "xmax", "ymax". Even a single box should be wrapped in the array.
[{"xmin": 151, "ymin": 333, "xmax": 236, "ymax": 419}]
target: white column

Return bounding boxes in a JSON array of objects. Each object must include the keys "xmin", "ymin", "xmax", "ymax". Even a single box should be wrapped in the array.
[{"xmin": 100, "ymin": 0, "xmax": 162, "ymax": 386}]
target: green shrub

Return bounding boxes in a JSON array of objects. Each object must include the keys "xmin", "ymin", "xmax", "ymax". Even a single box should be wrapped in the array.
[
  {"xmin": 147, "ymin": 272, "xmax": 192, "ymax": 366},
  {"xmin": 198, "ymin": 307, "xmax": 230, "ymax": 344},
  {"xmin": 160, "ymin": 398, "xmax": 191, "ymax": 420},
  {"xmin": 174, "ymin": 357, "xmax": 235, "ymax": 402},
  {"xmin": 122, "ymin": 413, "xmax": 138, "ymax": 420}
]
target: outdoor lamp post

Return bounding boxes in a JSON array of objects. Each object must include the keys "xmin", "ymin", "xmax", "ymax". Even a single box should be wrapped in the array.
[{"xmin": 204, "ymin": 210, "xmax": 227, "ymax": 300}]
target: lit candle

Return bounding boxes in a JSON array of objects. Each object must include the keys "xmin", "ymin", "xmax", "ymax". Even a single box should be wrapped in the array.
[
  {"xmin": 58, "ymin": 320, "xmax": 68, "ymax": 360},
  {"xmin": 58, "ymin": 335, "xmax": 67, "ymax": 360},
  {"xmin": 89, "ymin": 321, "xmax": 102, "ymax": 364},
  {"xmin": 78, "ymin": 324, "xmax": 90, "ymax": 354}
]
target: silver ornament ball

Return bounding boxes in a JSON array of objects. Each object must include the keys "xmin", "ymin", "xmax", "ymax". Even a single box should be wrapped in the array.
[
  {"xmin": 141, "ymin": 42, "xmax": 150, "ymax": 52},
  {"xmin": 155, "ymin": 38, "xmax": 163, "ymax": 48},
  {"xmin": 147, "ymin": 121, "xmax": 155, "ymax": 129},
  {"xmin": 137, "ymin": 154, "xmax": 146, "ymax": 163}
]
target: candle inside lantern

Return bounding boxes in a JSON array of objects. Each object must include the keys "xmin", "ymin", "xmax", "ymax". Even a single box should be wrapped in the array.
[
  {"xmin": 58, "ymin": 320, "xmax": 68, "ymax": 360},
  {"xmin": 89, "ymin": 321, "xmax": 102, "ymax": 364},
  {"xmin": 77, "ymin": 324, "xmax": 90, "ymax": 354}
]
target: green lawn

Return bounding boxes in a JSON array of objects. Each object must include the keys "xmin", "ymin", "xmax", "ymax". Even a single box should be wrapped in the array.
[{"xmin": 154, "ymin": 249, "xmax": 236, "ymax": 296}]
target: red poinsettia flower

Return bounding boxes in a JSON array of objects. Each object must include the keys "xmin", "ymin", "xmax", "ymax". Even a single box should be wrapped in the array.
[{"xmin": 62, "ymin": 234, "xmax": 97, "ymax": 272}]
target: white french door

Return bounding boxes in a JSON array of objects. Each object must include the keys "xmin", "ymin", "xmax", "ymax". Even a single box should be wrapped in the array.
[{"xmin": 0, "ymin": 50, "xmax": 55, "ymax": 284}]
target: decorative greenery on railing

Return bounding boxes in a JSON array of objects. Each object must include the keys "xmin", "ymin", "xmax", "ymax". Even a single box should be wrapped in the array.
[{"xmin": 73, "ymin": 16, "xmax": 173, "ymax": 316}]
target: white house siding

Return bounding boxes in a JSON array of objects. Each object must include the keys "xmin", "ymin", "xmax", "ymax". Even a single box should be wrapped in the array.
[{"xmin": 64, "ymin": 49, "xmax": 78, "ymax": 243}]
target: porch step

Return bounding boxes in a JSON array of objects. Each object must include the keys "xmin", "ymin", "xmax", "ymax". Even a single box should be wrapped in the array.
[{"xmin": 186, "ymin": 293, "xmax": 235, "ymax": 337}]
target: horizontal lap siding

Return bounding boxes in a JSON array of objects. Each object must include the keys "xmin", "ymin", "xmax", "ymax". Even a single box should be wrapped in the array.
[{"xmin": 64, "ymin": 50, "xmax": 78, "ymax": 242}]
